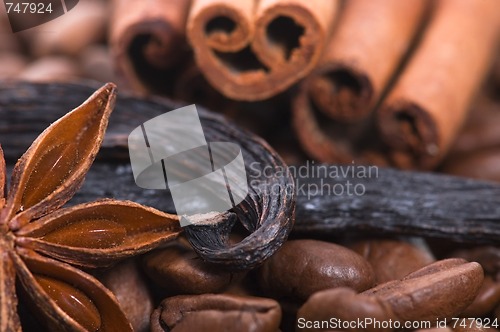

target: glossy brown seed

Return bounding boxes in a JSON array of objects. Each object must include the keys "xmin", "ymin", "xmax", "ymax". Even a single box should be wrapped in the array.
[
  {"xmin": 298, "ymin": 259, "xmax": 484, "ymax": 331},
  {"xmin": 348, "ymin": 239, "xmax": 434, "ymax": 283},
  {"xmin": 151, "ymin": 294, "xmax": 281, "ymax": 332},
  {"xmin": 35, "ymin": 275, "xmax": 101, "ymax": 332},
  {"xmin": 297, "ymin": 287, "xmax": 395, "ymax": 332},
  {"xmin": 258, "ymin": 239, "xmax": 375, "ymax": 300},
  {"xmin": 99, "ymin": 259, "xmax": 154, "ymax": 332},
  {"xmin": 364, "ymin": 259, "xmax": 484, "ymax": 322},
  {"xmin": 450, "ymin": 246, "xmax": 500, "ymax": 276},
  {"xmin": 460, "ymin": 276, "xmax": 500, "ymax": 317},
  {"xmin": 144, "ymin": 240, "xmax": 243, "ymax": 295}
]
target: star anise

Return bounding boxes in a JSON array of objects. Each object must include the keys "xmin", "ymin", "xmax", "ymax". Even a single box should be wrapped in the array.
[{"xmin": 0, "ymin": 83, "xmax": 181, "ymax": 331}]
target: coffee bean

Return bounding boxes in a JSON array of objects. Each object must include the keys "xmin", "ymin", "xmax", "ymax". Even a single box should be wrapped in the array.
[
  {"xmin": 297, "ymin": 287, "xmax": 395, "ymax": 332},
  {"xmin": 450, "ymin": 246, "xmax": 500, "ymax": 276},
  {"xmin": 143, "ymin": 240, "xmax": 243, "ymax": 295},
  {"xmin": 258, "ymin": 239, "xmax": 375, "ymax": 300},
  {"xmin": 98, "ymin": 259, "xmax": 153, "ymax": 332},
  {"xmin": 363, "ymin": 259, "xmax": 484, "ymax": 322},
  {"xmin": 150, "ymin": 294, "xmax": 281, "ymax": 332},
  {"xmin": 349, "ymin": 239, "xmax": 434, "ymax": 283},
  {"xmin": 460, "ymin": 276, "xmax": 500, "ymax": 317},
  {"xmin": 296, "ymin": 259, "xmax": 484, "ymax": 332}
]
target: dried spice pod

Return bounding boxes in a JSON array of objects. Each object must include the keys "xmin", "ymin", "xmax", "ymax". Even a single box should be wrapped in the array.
[
  {"xmin": 291, "ymin": 166, "xmax": 500, "ymax": 243},
  {"xmin": 0, "ymin": 83, "xmax": 183, "ymax": 331},
  {"xmin": 0, "ymin": 81, "xmax": 296, "ymax": 271}
]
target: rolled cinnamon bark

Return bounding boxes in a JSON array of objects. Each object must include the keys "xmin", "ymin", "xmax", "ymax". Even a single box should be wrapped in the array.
[
  {"xmin": 309, "ymin": 0, "xmax": 429, "ymax": 121},
  {"xmin": 378, "ymin": 0, "xmax": 500, "ymax": 169},
  {"xmin": 109, "ymin": 0, "xmax": 192, "ymax": 94},
  {"xmin": 292, "ymin": 83, "xmax": 390, "ymax": 165},
  {"xmin": 187, "ymin": 0, "xmax": 339, "ymax": 101}
]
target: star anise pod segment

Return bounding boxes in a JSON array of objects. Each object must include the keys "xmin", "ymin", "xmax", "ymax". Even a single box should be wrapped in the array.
[{"xmin": 0, "ymin": 83, "xmax": 181, "ymax": 331}]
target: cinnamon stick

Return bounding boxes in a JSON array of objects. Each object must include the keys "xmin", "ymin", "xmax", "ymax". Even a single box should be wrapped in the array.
[
  {"xmin": 378, "ymin": 0, "xmax": 500, "ymax": 169},
  {"xmin": 308, "ymin": 0, "xmax": 429, "ymax": 121},
  {"xmin": 187, "ymin": 0, "xmax": 339, "ymax": 101},
  {"xmin": 292, "ymin": 75, "xmax": 390, "ymax": 165},
  {"xmin": 109, "ymin": 0, "xmax": 192, "ymax": 94}
]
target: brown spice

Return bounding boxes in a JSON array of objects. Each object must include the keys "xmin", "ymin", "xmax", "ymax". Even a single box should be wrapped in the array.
[
  {"xmin": 309, "ymin": 0, "xmax": 429, "ymax": 121},
  {"xmin": 187, "ymin": 0, "xmax": 340, "ymax": 100},
  {"xmin": 0, "ymin": 84, "xmax": 181, "ymax": 331},
  {"xmin": 378, "ymin": 0, "xmax": 500, "ymax": 169}
]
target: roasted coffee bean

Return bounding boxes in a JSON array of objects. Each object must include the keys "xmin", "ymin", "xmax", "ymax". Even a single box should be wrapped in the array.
[
  {"xmin": 143, "ymin": 239, "xmax": 244, "ymax": 295},
  {"xmin": 297, "ymin": 287, "xmax": 395, "ymax": 332},
  {"xmin": 460, "ymin": 276, "xmax": 500, "ymax": 317},
  {"xmin": 363, "ymin": 259, "xmax": 484, "ymax": 322},
  {"xmin": 258, "ymin": 239, "xmax": 375, "ymax": 300},
  {"xmin": 297, "ymin": 259, "xmax": 483, "ymax": 331},
  {"xmin": 98, "ymin": 259, "xmax": 153, "ymax": 332},
  {"xmin": 150, "ymin": 294, "xmax": 281, "ymax": 332},
  {"xmin": 349, "ymin": 239, "xmax": 434, "ymax": 283},
  {"xmin": 450, "ymin": 246, "xmax": 500, "ymax": 276}
]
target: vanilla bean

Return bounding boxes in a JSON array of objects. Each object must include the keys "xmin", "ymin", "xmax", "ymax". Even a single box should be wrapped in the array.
[
  {"xmin": 293, "ymin": 166, "xmax": 500, "ymax": 243},
  {"xmin": 71, "ymin": 163, "xmax": 500, "ymax": 244}
]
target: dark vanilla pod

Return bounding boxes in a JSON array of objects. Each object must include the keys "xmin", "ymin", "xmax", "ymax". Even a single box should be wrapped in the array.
[
  {"xmin": 0, "ymin": 81, "xmax": 295, "ymax": 270},
  {"xmin": 69, "ymin": 163, "xmax": 500, "ymax": 245}
]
